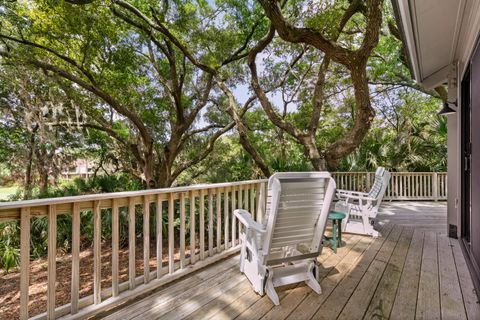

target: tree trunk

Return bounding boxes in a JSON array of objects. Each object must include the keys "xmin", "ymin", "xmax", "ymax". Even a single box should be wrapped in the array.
[
  {"xmin": 157, "ymin": 164, "xmax": 173, "ymax": 188},
  {"xmin": 24, "ymin": 131, "xmax": 36, "ymax": 199},
  {"xmin": 302, "ymin": 135, "xmax": 327, "ymax": 171},
  {"xmin": 143, "ymin": 147, "xmax": 156, "ymax": 189},
  {"xmin": 39, "ymin": 170, "xmax": 49, "ymax": 194},
  {"xmin": 326, "ymin": 65, "xmax": 374, "ymax": 166}
]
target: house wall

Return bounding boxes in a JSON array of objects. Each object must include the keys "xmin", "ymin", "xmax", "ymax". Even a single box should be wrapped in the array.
[{"xmin": 447, "ymin": 96, "xmax": 459, "ymax": 237}]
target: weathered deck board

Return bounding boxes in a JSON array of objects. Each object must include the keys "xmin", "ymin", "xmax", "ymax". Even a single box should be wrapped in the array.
[
  {"xmin": 312, "ymin": 224, "xmax": 400, "ymax": 320},
  {"xmin": 438, "ymin": 234, "xmax": 467, "ymax": 320},
  {"xmin": 362, "ymin": 227, "xmax": 414, "ymax": 319},
  {"xmin": 416, "ymin": 231, "xmax": 441, "ymax": 320},
  {"xmin": 102, "ymin": 202, "xmax": 479, "ymax": 320},
  {"xmin": 450, "ymin": 238, "xmax": 480, "ymax": 320},
  {"xmin": 390, "ymin": 229, "xmax": 425, "ymax": 320}
]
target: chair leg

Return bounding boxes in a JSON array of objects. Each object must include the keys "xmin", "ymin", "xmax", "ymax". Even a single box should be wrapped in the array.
[
  {"xmin": 362, "ymin": 214, "xmax": 369, "ymax": 235},
  {"xmin": 305, "ymin": 262, "xmax": 322, "ymax": 294},
  {"xmin": 265, "ymin": 270, "xmax": 279, "ymax": 305},
  {"xmin": 338, "ymin": 219, "xmax": 342, "ymax": 246},
  {"xmin": 332, "ymin": 220, "xmax": 337, "ymax": 254},
  {"xmin": 239, "ymin": 234, "xmax": 246, "ymax": 273}
]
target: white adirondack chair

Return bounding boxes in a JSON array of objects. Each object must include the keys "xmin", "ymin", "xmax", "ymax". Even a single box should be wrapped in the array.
[
  {"xmin": 234, "ymin": 172, "xmax": 336, "ymax": 305},
  {"xmin": 336, "ymin": 167, "xmax": 391, "ymax": 237}
]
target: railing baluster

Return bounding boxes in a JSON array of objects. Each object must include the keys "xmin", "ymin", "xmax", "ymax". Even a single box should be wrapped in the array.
[
  {"xmin": 232, "ymin": 186, "xmax": 237, "ymax": 246},
  {"xmin": 93, "ymin": 201, "xmax": 101, "ymax": 304},
  {"xmin": 257, "ymin": 182, "xmax": 266, "ymax": 224},
  {"xmin": 395, "ymin": 174, "xmax": 399, "ymax": 198},
  {"xmin": 112, "ymin": 199, "xmax": 119, "ymax": 297},
  {"xmin": 427, "ymin": 174, "xmax": 430, "ymax": 198},
  {"xmin": 168, "ymin": 193, "xmax": 174, "ymax": 273},
  {"xmin": 20, "ymin": 207, "xmax": 30, "ymax": 320},
  {"xmin": 143, "ymin": 196, "xmax": 150, "ymax": 283},
  {"xmin": 224, "ymin": 187, "xmax": 229, "ymax": 250},
  {"xmin": 180, "ymin": 192, "xmax": 186, "ymax": 268},
  {"xmin": 250, "ymin": 185, "xmax": 255, "ymax": 220},
  {"xmin": 189, "ymin": 190, "xmax": 196, "ymax": 263},
  {"xmin": 47, "ymin": 205, "xmax": 57, "ymax": 320},
  {"xmin": 128, "ymin": 198, "xmax": 136, "ymax": 290},
  {"xmin": 208, "ymin": 189, "xmax": 213, "ymax": 257},
  {"xmin": 216, "ymin": 188, "xmax": 221, "ymax": 252},
  {"xmin": 199, "ymin": 189, "xmax": 205, "ymax": 260},
  {"xmin": 420, "ymin": 174, "xmax": 423, "ymax": 198},
  {"xmin": 406, "ymin": 174, "xmax": 410, "ymax": 198},
  {"xmin": 245, "ymin": 185, "xmax": 250, "ymax": 217},
  {"xmin": 238, "ymin": 184, "xmax": 243, "ymax": 238},
  {"xmin": 156, "ymin": 195, "xmax": 163, "ymax": 279},
  {"xmin": 71, "ymin": 203, "xmax": 80, "ymax": 313}
]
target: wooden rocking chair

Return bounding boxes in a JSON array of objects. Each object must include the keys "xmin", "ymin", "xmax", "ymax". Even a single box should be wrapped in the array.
[
  {"xmin": 336, "ymin": 167, "xmax": 391, "ymax": 237},
  {"xmin": 234, "ymin": 172, "xmax": 336, "ymax": 305}
]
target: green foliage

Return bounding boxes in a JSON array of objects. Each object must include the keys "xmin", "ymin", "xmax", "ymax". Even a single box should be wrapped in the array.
[
  {"xmin": 0, "ymin": 222, "xmax": 20, "ymax": 273},
  {"xmin": 0, "ymin": 0, "xmax": 448, "ymax": 272}
]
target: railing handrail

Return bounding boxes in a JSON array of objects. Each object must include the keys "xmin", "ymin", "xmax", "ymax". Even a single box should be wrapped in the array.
[
  {"xmin": 0, "ymin": 172, "xmax": 448, "ymax": 213},
  {"xmin": 333, "ymin": 171, "xmax": 446, "ymax": 174},
  {"xmin": 0, "ymin": 179, "xmax": 268, "ymax": 212}
]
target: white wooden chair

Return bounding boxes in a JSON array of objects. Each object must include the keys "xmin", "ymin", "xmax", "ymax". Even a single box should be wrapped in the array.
[
  {"xmin": 234, "ymin": 172, "xmax": 336, "ymax": 305},
  {"xmin": 336, "ymin": 167, "xmax": 391, "ymax": 237}
]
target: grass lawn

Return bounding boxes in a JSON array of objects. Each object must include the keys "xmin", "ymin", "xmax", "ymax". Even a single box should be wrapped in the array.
[{"xmin": 0, "ymin": 186, "xmax": 19, "ymax": 201}]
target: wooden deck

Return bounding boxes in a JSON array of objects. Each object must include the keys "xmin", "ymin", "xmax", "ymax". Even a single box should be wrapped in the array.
[{"xmin": 99, "ymin": 202, "xmax": 480, "ymax": 320}]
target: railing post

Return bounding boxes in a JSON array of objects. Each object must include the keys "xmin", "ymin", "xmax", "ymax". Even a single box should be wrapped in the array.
[
  {"xmin": 111, "ymin": 199, "xmax": 119, "ymax": 297},
  {"xmin": 93, "ymin": 201, "xmax": 102, "ymax": 304},
  {"xmin": 168, "ymin": 193, "xmax": 175, "ymax": 273},
  {"xmin": 189, "ymin": 190, "xmax": 196, "ymax": 264},
  {"xmin": 433, "ymin": 172, "xmax": 438, "ymax": 201},
  {"xmin": 47, "ymin": 205, "xmax": 57, "ymax": 320},
  {"xmin": 128, "ymin": 198, "xmax": 136, "ymax": 289},
  {"xmin": 180, "ymin": 192, "xmax": 186, "ymax": 268},
  {"xmin": 71, "ymin": 203, "xmax": 81, "ymax": 313},
  {"xmin": 156, "ymin": 194, "xmax": 163, "ymax": 278},
  {"xmin": 257, "ymin": 182, "xmax": 266, "ymax": 224},
  {"xmin": 20, "ymin": 207, "xmax": 30, "ymax": 320},
  {"xmin": 143, "ymin": 196, "xmax": 150, "ymax": 283},
  {"xmin": 366, "ymin": 172, "xmax": 371, "ymax": 191}
]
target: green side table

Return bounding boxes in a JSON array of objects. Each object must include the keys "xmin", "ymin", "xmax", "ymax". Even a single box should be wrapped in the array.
[{"xmin": 325, "ymin": 210, "xmax": 346, "ymax": 253}]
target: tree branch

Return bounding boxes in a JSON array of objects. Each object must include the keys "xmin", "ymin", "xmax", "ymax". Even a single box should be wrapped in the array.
[
  {"xmin": 0, "ymin": 33, "xmax": 98, "ymax": 85},
  {"xmin": 1, "ymin": 51, "xmax": 153, "ymax": 148},
  {"xmin": 248, "ymin": 24, "xmax": 305, "ymax": 139},
  {"xmin": 171, "ymin": 121, "xmax": 235, "ymax": 180},
  {"xmin": 257, "ymin": 0, "xmax": 354, "ymax": 66},
  {"xmin": 217, "ymin": 80, "xmax": 271, "ymax": 177}
]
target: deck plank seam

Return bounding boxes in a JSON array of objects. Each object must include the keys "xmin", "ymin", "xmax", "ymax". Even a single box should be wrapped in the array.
[
  {"xmin": 449, "ymin": 238, "xmax": 473, "ymax": 320},
  {"xmin": 333, "ymin": 224, "xmax": 403, "ymax": 320},
  {"xmin": 384, "ymin": 227, "xmax": 416, "ymax": 319},
  {"xmin": 277, "ymin": 235, "xmax": 371, "ymax": 320},
  {"xmin": 357, "ymin": 226, "xmax": 409, "ymax": 320},
  {"xmin": 413, "ymin": 229, "xmax": 425, "ymax": 319},
  {"xmin": 304, "ymin": 223, "xmax": 395, "ymax": 320}
]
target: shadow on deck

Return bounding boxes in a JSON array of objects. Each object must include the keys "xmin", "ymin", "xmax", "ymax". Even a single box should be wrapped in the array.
[{"xmin": 96, "ymin": 202, "xmax": 480, "ymax": 320}]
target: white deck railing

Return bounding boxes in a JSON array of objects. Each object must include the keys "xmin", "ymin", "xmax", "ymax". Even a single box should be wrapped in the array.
[
  {"xmin": 332, "ymin": 172, "xmax": 447, "ymax": 201},
  {"xmin": 0, "ymin": 180, "xmax": 268, "ymax": 320},
  {"xmin": 0, "ymin": 172, "xmax": 447, "ymax": 319}
]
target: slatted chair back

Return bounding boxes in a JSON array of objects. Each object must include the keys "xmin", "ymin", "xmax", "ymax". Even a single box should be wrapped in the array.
[
  {"xmin": 262, "ymin": 172, "xmax": 336, "ymax": 265},
  {"xmin": 367, "ymin": 167, "xmax": 391, "ymax": 211}
]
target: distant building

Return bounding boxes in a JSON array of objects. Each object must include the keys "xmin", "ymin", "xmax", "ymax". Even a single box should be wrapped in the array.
[{"xmin": 61, "ymin": 159, "xmax": 94, "ymax": 180}]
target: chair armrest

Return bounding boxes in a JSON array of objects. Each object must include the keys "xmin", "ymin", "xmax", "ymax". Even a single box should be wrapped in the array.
[
  {"xmin": 234, "ymin": 209, "xmax": 266, "ymax": 233},
  {"xmin": 337, "ymin": 189, "xmax": 369, "ymax": 197},
  {"xmin": 341, "ymin": 193, "xmax": 376, "ymax": 202}
]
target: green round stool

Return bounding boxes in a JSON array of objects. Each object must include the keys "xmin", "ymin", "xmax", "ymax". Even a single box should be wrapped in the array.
[{"xmin": 326, "ymin": 210, "xmax": 346, "ymax": 253}]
